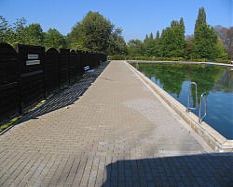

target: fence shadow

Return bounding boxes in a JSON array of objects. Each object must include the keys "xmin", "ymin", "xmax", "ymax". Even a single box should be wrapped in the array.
[
  {"xmin": 0, "ymin": 42, "xmax": 107, "ymax": 124},
  {"xmin": 102, "ymin": 152, "xmax": 233, "ymax": 187},
  {"xmin": 17, "ymin": 62, "xmax": 107, "ymax": 124}
]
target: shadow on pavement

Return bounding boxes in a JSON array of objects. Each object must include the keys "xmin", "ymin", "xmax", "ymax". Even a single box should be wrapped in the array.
[
  {"xmin": 102, "ymin": 152, "xmax": 233, "ymax": 187},
  {"xmin": 17, "ymin": 62, "xmax": 108, "ymax": 124}
]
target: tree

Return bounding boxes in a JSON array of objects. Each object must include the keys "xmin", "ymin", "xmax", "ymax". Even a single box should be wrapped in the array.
[
  {"xmin": 68, "ymin": 11, "xmax": 113, "ymax": 53},
  {"xmin": 144, "ymin": 34, "xmax": 149, "ymax": 42},
  {"xmin": 155, "ymin": 31, "xmax": 160, "ymax": 40},
  {"xmin": 0, "ymin": 16, "xmax": 9, "ymax": 42},
  {"xmin": 44, "ymin": 28, "xmax": 66, "ymax": 49},
  {"xmin": 0, "ymin": 16, "xmax": 15, "ymax": 45},
  {"xmin": 226, "ymin": 27, "xmax": 233, "ymax": 59},
  {"xmin": 13, "ymin": 17, "xmax": 27, "ymax": 45},
  {"xmin": 192, "ymin": 7, "xmax": 226, "ymax": 60},
  {"xmin": 193, "ymin": 24, "xmax": 218, "ymax": 59},
  {"xmin": 185, "ymin": 35, "xmax": 194, "ymax": 59},
  {"xmin": 149, "ymin": 32, "xmax": 153, "ymax": 40},
  {"xmin": 0, "ymin": 17, "xmax": 44, "ymax": 46},
  {"xmin": 153, "ymin": 31, "xmax": 161, "ymax": 57},
  {"xmin": 108, "ymin": 27, "xmax": 127, "ymax": 55},
  {"xmin": 194, "ymin": 7, "xmax": 206, "ymax": 36},
  {"xmin": 143, "ymin": 32, "xmax": 156, "ymax": 56},
  {"xmin": 23, "ymin": 23, "xmax": 44, "ymax": 45},
  {"xmin": 159, "ymin": 18, "xmax": 186, "ymax": 57},
  {"xmin": 215, "ymin": 38, "xmax": 228, "ymax": 59},
  {"xmin": 215, "ymin": 26, "xmax": 233, "ymax": 59},
  {"xmin": 127, "ymin": 39, "xmax": 144, "ymax": 56}
]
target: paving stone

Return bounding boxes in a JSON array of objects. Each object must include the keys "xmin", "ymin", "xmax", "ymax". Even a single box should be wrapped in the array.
[{"xmin": 0, "ymin": 61, "xmax": 232, "ymax": 186}]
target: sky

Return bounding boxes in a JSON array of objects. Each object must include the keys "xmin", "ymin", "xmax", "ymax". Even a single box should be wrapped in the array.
[{"xmin": 0, "ymin": 0, "xmax": 232, "ymax": 41}]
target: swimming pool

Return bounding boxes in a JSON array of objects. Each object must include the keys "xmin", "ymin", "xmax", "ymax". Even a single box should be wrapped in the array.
[{"xmin": 133, "ymin": 63, "xmax": 233, "ymax": 139}]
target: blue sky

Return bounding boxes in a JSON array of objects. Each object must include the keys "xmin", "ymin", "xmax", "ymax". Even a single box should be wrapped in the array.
[{"xmin": 0, "ymin": 0, "xmax": 232, "ymax": 41}]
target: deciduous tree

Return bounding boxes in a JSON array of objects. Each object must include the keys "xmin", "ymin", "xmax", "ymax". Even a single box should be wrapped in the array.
[
  {"xmin": 23, "ymin": 23, "xmax": 44, "ymax": 45},
  {"xmin": 68, "ymin": 11, "xmax": 113, "ymax": 53},
  {"xmin": 44, "ymin": 28, "xmax": 66, "ymax": 49}
]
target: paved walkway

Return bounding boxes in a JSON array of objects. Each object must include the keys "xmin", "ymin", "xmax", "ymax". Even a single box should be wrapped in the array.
[{"xmin": 0, "ymin": 61, "xmax": 232, "ymax": 187}]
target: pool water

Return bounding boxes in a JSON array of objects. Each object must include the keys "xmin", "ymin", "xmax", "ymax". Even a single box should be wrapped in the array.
[{"xmin": 133, "ymin": 63, "xmax": 233, "ymax": 139}]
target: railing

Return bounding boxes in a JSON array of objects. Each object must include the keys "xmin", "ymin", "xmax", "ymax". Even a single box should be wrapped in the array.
[
  {"xmin": 187, "ymin": 82, "xmax": 207, "ymax": 123},
  {"xmin": 199, "ymin": 92, "xmax": 207, "ymax": 123},
  {"xmin": 187, "ymin": 82, "xmax": 198, "ymax": 111}
]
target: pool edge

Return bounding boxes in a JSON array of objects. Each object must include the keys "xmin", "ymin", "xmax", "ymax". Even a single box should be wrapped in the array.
[
  {"xmin": 126, "ymin": 61, "xmax": 233, "ymax": 152},
  {"xmin": 127, "ymin": 60, "xmax": 233, "ymax": 67}
]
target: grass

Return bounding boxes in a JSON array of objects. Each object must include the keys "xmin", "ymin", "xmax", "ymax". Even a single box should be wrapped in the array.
[
  {"xmin": 0, "ymin": 116, "xmax": 21, "ymax": 133},
  {"xmin": 0, "ymin": 99, "xmax": 46, "ymax": 133}
]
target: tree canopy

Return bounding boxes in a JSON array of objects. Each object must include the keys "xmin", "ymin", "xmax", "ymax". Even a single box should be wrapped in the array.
[
  {"xmin": 68, "ymin": 11, "xmax": 127, "ymax": 54},
  {"xmin": 214, "ymin": 26, "xmax": 233, "ymax": 59},
  {"xmin": 159, "ymin": 18, "xmax": 185, "ymax": 57},
  {"xmin": 127, "ymin": 39, "xmax": 144, "ymax": 56},
  {"xmin": 0, "ymin": 17, "xmax": 44, "ymax": 47},
  {"xmin": 192, "ymin": 7, "xmax": 226, "ymax": 60},
  {"xmin": 0, "ymin": 12, "xmax": 126, "ymax": 55},
  {"xmin": 44, "ymin": 28, "xmax": 67, "ymax": 49},
  {"xmin": 68, "ymin": 11, "xmax": 112, "ymax": 52},
  {"xmin": 0, "ymin": 8, "xmax": 230, "ymax": 60},
  {"xmin": 0, "ymin": 16, "xmax": 11, "ymax": 43},
  {"xmin": 108, "ymin": 28, "xmax": 127, "ymax": 55},
  {"xmin": 23, "ymin": 24, "xmax": 44, "ymax": 45},
  {"xmin": 126, "ymin": 7, "xmax": 228, "ymax": 61}
]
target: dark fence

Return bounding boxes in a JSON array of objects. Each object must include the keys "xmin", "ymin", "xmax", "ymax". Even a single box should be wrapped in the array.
[
  {"xmin": 45, "ymin": 48, "xmax": 60, "ymax": 94},
  {"xmin": 0, "ymin": 43, "xmax": 20, "ymax": 120},
  {"xmin": 0, "ymin": 42, "xmax": 107, "ymax": 121},
  {"xmin": 17, "ymin": 44, "xmax": 46, "ymax": 111}
]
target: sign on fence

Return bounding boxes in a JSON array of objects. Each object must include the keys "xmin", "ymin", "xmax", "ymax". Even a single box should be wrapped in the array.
[
  {"xmin": 28, "ymin": 54, "xmax": 39, "ymax": 59},
  {"xmin": 26, "ymin": 54, "xmax": 40, "ymax": 65},
  {"xmin": 26, "ymin": 60, "xmax": 40, "ymax": 66},
  {"xmin": 0, "ymin": 42, "xmax": 106, "ymax": 122},
  {"xmin": 17, "ymin": 44, "xmax": 45, "ymax": 111}
]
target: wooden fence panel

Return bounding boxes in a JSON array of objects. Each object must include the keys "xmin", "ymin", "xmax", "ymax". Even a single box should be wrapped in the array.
[
  {"xmin": 45, "ymin": 48, "xmax": 60, "ymax": 95},
  {"xmin": 17, "ymin": 44, "xmax": 45, "ymax": 111},
  {"xmin": 89, "ymin": 52, "xmax": 95, "ymax": 69},
  {"xmin": 82, "ymin": 51, "xmax": 89, "ymax": 68},
  {"xmin": 77, "ymin": 50, "xmax": 85, "ymax": 73},
  {"xmin": 69, "ymin": 50, "xmax": 79, "ymax": 83},
  {"xmin": 0, "ymin": 42, "xmax": 107, "ymax": 122},
  {"xmin": 59, "ymin": 49, "xmax": 70, "ymax": 88},
  {"xmin": 76, "ymin": 50, "xmax": 83, "ymax": 75},
  {"xmin": 0, "ymin": 43, "xmax": 20, "ymax": 120}
]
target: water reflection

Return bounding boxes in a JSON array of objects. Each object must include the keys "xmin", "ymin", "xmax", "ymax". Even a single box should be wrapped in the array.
[
  {"xmin": 213, "ymin": 69, "xmax": 233, "ymax": 92},
  {"xmin": 135, "ymin": 63, "xmax": 233, "ymax": 139}
]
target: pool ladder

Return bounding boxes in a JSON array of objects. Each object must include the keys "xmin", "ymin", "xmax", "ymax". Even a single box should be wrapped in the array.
[
  {"xmin": 187, "ymin": 82, "xmax": 207, "ymax": 123},
  {"xmin": 199, "ymin": 92, "xmax": 207, "ymax": 123}
]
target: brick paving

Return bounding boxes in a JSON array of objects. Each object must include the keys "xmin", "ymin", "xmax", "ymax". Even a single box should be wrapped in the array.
[{"xmin": 0, "ymin": 61, "xmax": 232, "ymax": 187}]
